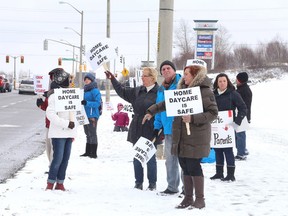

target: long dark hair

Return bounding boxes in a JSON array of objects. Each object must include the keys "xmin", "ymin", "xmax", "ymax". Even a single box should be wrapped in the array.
[{"xmin": 213, "ymin": 73, "xmax": 235, "ymax": 91}]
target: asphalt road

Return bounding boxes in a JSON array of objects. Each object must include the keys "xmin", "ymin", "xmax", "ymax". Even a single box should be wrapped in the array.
[{"xmin": 0, "ymin": 90, "xmax": 46, "ymax": 183}]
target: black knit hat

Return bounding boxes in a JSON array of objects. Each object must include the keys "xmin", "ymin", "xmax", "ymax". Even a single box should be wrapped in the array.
[
  {"xmin": 52, "ymin": 68, "xmax": 70, "ymax": 88},
  {"xmin": 237, "ymin": 72, "xmax": 249, "ymax": 83},
  {"xmin": 160, "ymin": 60, "xmax": 176, "ymax": 74},
  {"xmin": 84, "ymin": 73, "xmax": 95, "ymax": 82}
]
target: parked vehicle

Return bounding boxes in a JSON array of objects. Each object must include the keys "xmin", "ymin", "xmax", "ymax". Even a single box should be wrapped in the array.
[
  {"xmin": 0, "ymin": 76, "xmax": 5, "ymax": 93},
  {"xmin": 4, "ymin": 79, "xmax": 12, "ymax": 92},
  {"xmin": 18, "ymin": 80, "xmax": 36, "ymax": 94}
]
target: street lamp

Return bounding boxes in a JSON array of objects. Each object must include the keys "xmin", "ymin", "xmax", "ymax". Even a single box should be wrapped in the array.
[{"xmin": 59, "ymin": 1, "xmax": 84, "ymax": 88}]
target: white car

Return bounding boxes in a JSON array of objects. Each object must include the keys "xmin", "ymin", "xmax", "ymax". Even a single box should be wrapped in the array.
[{"xmin": 18, "ymin": 80, "xmax": 36, "ymax": 94}]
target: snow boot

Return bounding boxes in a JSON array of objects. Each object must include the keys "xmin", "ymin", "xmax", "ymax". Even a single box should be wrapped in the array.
[
  {"xmin": 55, "ymin": 183, "xmax": 66, "ymax": 191},
  {"xmin": 80, "ymin": 143, "xmax": 91, "ymax": 157},
  {"xmin": 89, "ymin": 144, "xmax": 98, "ymax": 159},
  {"xmin": 46, "ymin": 182, "xmax": 54, "ymax": 190},
  {"xmin": 191, "ymin": 176, "xmax": 205, "ymax": 209},
  {"xmin": 134, "ymin": 183, "xmax": 143, "ymax": 190},
  {"xmin": 210, "ymin": 165, "xmax": 224, "ymax": 180},
  {"xmin": 176, "ymin": 175, "xmax": 193, "ymax": 209},
  {"xmin": 221, "ymin": 166, "xmax": 236, "ymax": 182}
]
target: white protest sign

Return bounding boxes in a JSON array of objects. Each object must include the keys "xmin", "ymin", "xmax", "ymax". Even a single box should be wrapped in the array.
[
  {"xmin": 33, "ymin": 75, "xmax": 49, "ymax": 94},
  {"xmin": 164, "ymin": 87, "xmax": 203, "ymax": 117},
  {"xmin": 133, "ymin": 137, "xmax": 157, "ymax": 167},
  {"xmin": 210, "ymin": 110, "xmax": 236, "ymax": 148},
  {"xmin": 75, "ymin": 109, "xmax": 89, "ymax": 125},
  {"xmin": 135, "ymin": 69, "xmax": 143, "ymax": 86},
  {"xmin": 54, "ymin": 88, "xmax": 82, "ymax": 112},
  {"xmin": 123, "ymin": 104, "xmax": 134, "ymax": 113},
  {"xmin": 105, "ymin": 101, "xmax": 114, "ymax": 111},
  {"xmin": 86, "ymin": 38, "xmax": 118, "ymax": 71},
  {"xmin": 233, "ymin": 116, "xmax": 249, "ymax": 133}
]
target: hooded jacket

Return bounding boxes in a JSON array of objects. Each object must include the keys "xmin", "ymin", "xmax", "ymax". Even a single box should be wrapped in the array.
[{"xmin": 147, "ymin": 67, "xmax": 218, "ymax": 158}]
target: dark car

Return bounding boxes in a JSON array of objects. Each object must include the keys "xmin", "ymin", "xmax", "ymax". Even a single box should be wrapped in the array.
[{"xmin": 4, "ymin": 79, "xmax": 12, "ymax": 92}]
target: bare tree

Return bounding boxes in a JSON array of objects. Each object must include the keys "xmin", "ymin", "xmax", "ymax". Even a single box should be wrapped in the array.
[{"xmin": 173, "ymin": 19, "xmax": 195, "ymax": 69}]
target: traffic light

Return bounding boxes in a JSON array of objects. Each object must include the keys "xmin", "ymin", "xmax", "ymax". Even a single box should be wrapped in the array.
[
  {"xmin": 6, "ymin": 55, "xmax": 9, "ymax": 63},
  {"xmin": 43, "ymin": 39, "xmax": 48, "ymax": 51},
  {"xmin": 58, "ymin": 58, "xmax": 62, "ymax": 66},
  {"xmin": 83, "ymin": 64, "xmax": 87, "ymax": 71},
  {"xmin": 20, "ymin": 56, "xmax": 24, "ymax": 63}
]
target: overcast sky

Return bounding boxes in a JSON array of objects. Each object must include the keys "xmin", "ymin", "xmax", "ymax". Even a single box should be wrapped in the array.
[{"xmin": 1, "ymin": 0, "xmax": 288, "ymax": 78}]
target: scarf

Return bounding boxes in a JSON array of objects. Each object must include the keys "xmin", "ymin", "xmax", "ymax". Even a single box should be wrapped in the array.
[{"xmin": 84, "ymin": 81, "xmax": 98, "ymax": 92}]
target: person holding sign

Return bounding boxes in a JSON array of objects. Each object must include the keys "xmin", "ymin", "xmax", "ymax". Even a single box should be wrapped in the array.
[
  {"xmin": 45, "ymin": 68, "xmax": 77, "ymax": 191},
  {"xmin": 235, "ymin": 72, "xmax": 253, "ymax": 160},
  {"xmin": 105, "ymin": 68, "xmax": 159, "ymax": 191},
  {"xmin": 154, "ymin": 60, "xmax": 182, "ymax": 196},
  {"xmin": 143, "ymin": 59, "xmax": 218, "ymax": 209},
  {"xmin": 80, "ymin": 73, "xmax": 102, "ymax": 159},
  {"xmin": 111, "ymin": 103, "xmax": 129, "ymax": 132},
  {"xmin": 210, "ymin": 73, "xmax": 247, "ymax": 182}
]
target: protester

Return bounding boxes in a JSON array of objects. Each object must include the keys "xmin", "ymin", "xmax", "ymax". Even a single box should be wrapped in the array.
[
  {"xmin": 143, "ymin": 59, "xmax": 218, "ymax": 209},
  {"xmin": 235, "ymin": 72, "xmax": 253, "ymax": 160},
  {"xmin": 210, "ymin": 73, "xmax": 247, "ymax": 182},
  {"xmin": 104, "ymin": 68, "xmax": 159, "ymax": 191},
  {"xmin": 45, "ymin": 68, "xmax": 77, "ymax": 191},
  {"xmin": 111, "ymin": 103, "xmax": 129, "ymax": 132},
  {"xmin": 36, "ymin": 69, "xmax": 56, "ymax": 171},
  {"xmin": 154, "ymin": 60, "xmax": 182, "ymax": 195},
  {"xmin": 80, "ymin": 73, "xmax": 102, "ymax": 159}
]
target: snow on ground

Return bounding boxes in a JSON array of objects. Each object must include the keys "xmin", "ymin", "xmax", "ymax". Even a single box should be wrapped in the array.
[{"xmin": 0, "ymin": 75, "xmax": 288, "ymax": 216}]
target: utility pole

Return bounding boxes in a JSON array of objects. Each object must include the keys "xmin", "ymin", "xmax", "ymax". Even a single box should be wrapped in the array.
[
  {"xmin": 105, "ymin": 0, "xmax": 111, "ymax": 102},
  {"xmin": 147, "ymin": 18, "xmax": 150, "ymax": 67},
  {"xmin": 157, "ymin": 0, "xmax": 174, "ymax": 82}
]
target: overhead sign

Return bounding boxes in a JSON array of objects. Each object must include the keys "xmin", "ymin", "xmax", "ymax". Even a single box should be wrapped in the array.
[
  {"xmin": 164, "ymin": 87, "xmax": 203, "ymax": 117},
  {"xmin": 86, "ymin": 38, "xmax": 118, "ymax": 71},
  {"xmin": 54, "ymin": 88, "xmax": 82, "ymax": 112},
  {"xmin": 33, "ymin": 75, "xmax": 49, "ymax": 94}
]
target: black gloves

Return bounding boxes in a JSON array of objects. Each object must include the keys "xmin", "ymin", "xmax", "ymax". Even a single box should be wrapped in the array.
[
  {"xmin": 68, "ymin": 121, "xmax": 75, "ymax": 129},
  {"xmin": 36, "ymin": 98, "xmax": 44, "ymax": 107},
  {"xmin": 81, "ymin": 100, "xmax": 87, "ymax": 105},
  {"xmin": 104, "ymin": 71, "xmax": 115, "ymax": 80}
]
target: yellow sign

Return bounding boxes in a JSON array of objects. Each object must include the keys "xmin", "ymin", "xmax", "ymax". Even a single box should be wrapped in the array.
[{"xmin": 122, "ymin": 68, "xmax": 129, "ymax": 77}]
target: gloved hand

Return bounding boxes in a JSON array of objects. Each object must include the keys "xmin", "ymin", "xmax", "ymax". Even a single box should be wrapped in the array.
[
  {"xmin": 68, "ymin": 121, "xmax": 75, "ymax": 129},
  {"xmin": 81, "ymin": 100, "xmax": 87, "ymax": 105},
  {"xmin": 36, "ymin": 98, "xmax": 44, "ymax": 107},
  {"xmin": 104, "ymin": 71, "xmax": 115, "ymax": 80}
]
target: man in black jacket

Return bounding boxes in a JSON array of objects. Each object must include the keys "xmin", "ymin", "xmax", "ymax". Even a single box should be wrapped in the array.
[{"xmin": 235, "ymin": 72, "xmax": 253, "ymax": 160}]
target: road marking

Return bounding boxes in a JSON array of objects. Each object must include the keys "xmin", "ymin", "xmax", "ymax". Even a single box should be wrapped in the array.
[{"xmin": 0, "ymin": 124, "xmax": 21, "ymax": 128}]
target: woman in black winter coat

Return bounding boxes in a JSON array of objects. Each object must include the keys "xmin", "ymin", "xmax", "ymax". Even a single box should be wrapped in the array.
[
  {"xmin": 210, "ymin": 73, "xmax": 247, "ymax": 182},
  {"xmin": 104, "ymin": 68, "xmax": 159, "ymax": 191}
]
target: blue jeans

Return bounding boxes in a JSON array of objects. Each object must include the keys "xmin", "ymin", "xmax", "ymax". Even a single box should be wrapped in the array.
[
  {"xmin": 133, "ymin": 154, "xmax": 157, "ymax": 184},
  {"xmin": 214, "ymin": 147, "xmax": 235, "ymax": 167},
  {"xmin": 164, "ymin": 135, "xmax": 180, "ymax": 192},
  {"xmin": 236, "ymin": 131, "xmax": 246, "ymax": 156},
  {"xmin": 48, "ymin": 138, "xmax": 72, "ymax": 184}
]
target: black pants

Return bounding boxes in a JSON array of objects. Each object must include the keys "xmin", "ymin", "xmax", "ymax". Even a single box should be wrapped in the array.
[
  {"xmin": 178, "ymin": 157, "xmax": 203, "ymax": 176},
  {"xmin": 84, "ymin": 118, "xmax": 98, "ymax": 144}
]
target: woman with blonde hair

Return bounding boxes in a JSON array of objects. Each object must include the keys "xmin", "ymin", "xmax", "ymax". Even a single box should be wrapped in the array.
[{"xmin": 105, "ymin": 67, "xmax": 159, "ymax": 191}]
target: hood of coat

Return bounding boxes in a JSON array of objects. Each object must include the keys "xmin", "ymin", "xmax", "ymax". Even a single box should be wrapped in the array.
[{"xmin": 177, "ymin": 67, "xmax": 210, "ymax": 89}]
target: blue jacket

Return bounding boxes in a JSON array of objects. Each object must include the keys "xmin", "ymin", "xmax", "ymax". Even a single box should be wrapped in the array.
[
  {"xmin": 83, "ymin": 87, "xmax": 101, "ymax": 119},
  {"xmin": 154, "ymin": 74, "xmax": 181, "ymax": 135}
]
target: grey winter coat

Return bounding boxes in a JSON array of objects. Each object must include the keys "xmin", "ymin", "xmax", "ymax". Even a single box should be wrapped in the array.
[{"xmin": 147, "ymin": 68, "xmax": 218, "ymax": 159}]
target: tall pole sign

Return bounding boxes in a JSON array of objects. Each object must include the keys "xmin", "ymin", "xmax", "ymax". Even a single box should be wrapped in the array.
[{"xmin": 194, "ymin": 20, "xmax": 218, "ymax": 70}]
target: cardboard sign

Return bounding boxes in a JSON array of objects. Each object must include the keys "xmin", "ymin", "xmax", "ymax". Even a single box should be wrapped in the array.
[
  {"xmin": 210, "ymin": 110, "xmax": 236, "ymax": 148},
  {"xmin": 54, "ymin": 88, "xmax": 82, "ymax": 112},
  {"xmin": 133, "ymin": 137, "xmax": 156, "ymax": 167},
  {"xmin": 86, "ymin": 38, "xmax": 118, "ymax": 71},
  {"xmin": 164, "ymin": 87, "xmax": 203, "ymax": 117},
  {"xmin": 33, "ymin": 75, "xmax": 49, "ymax": 94}
]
